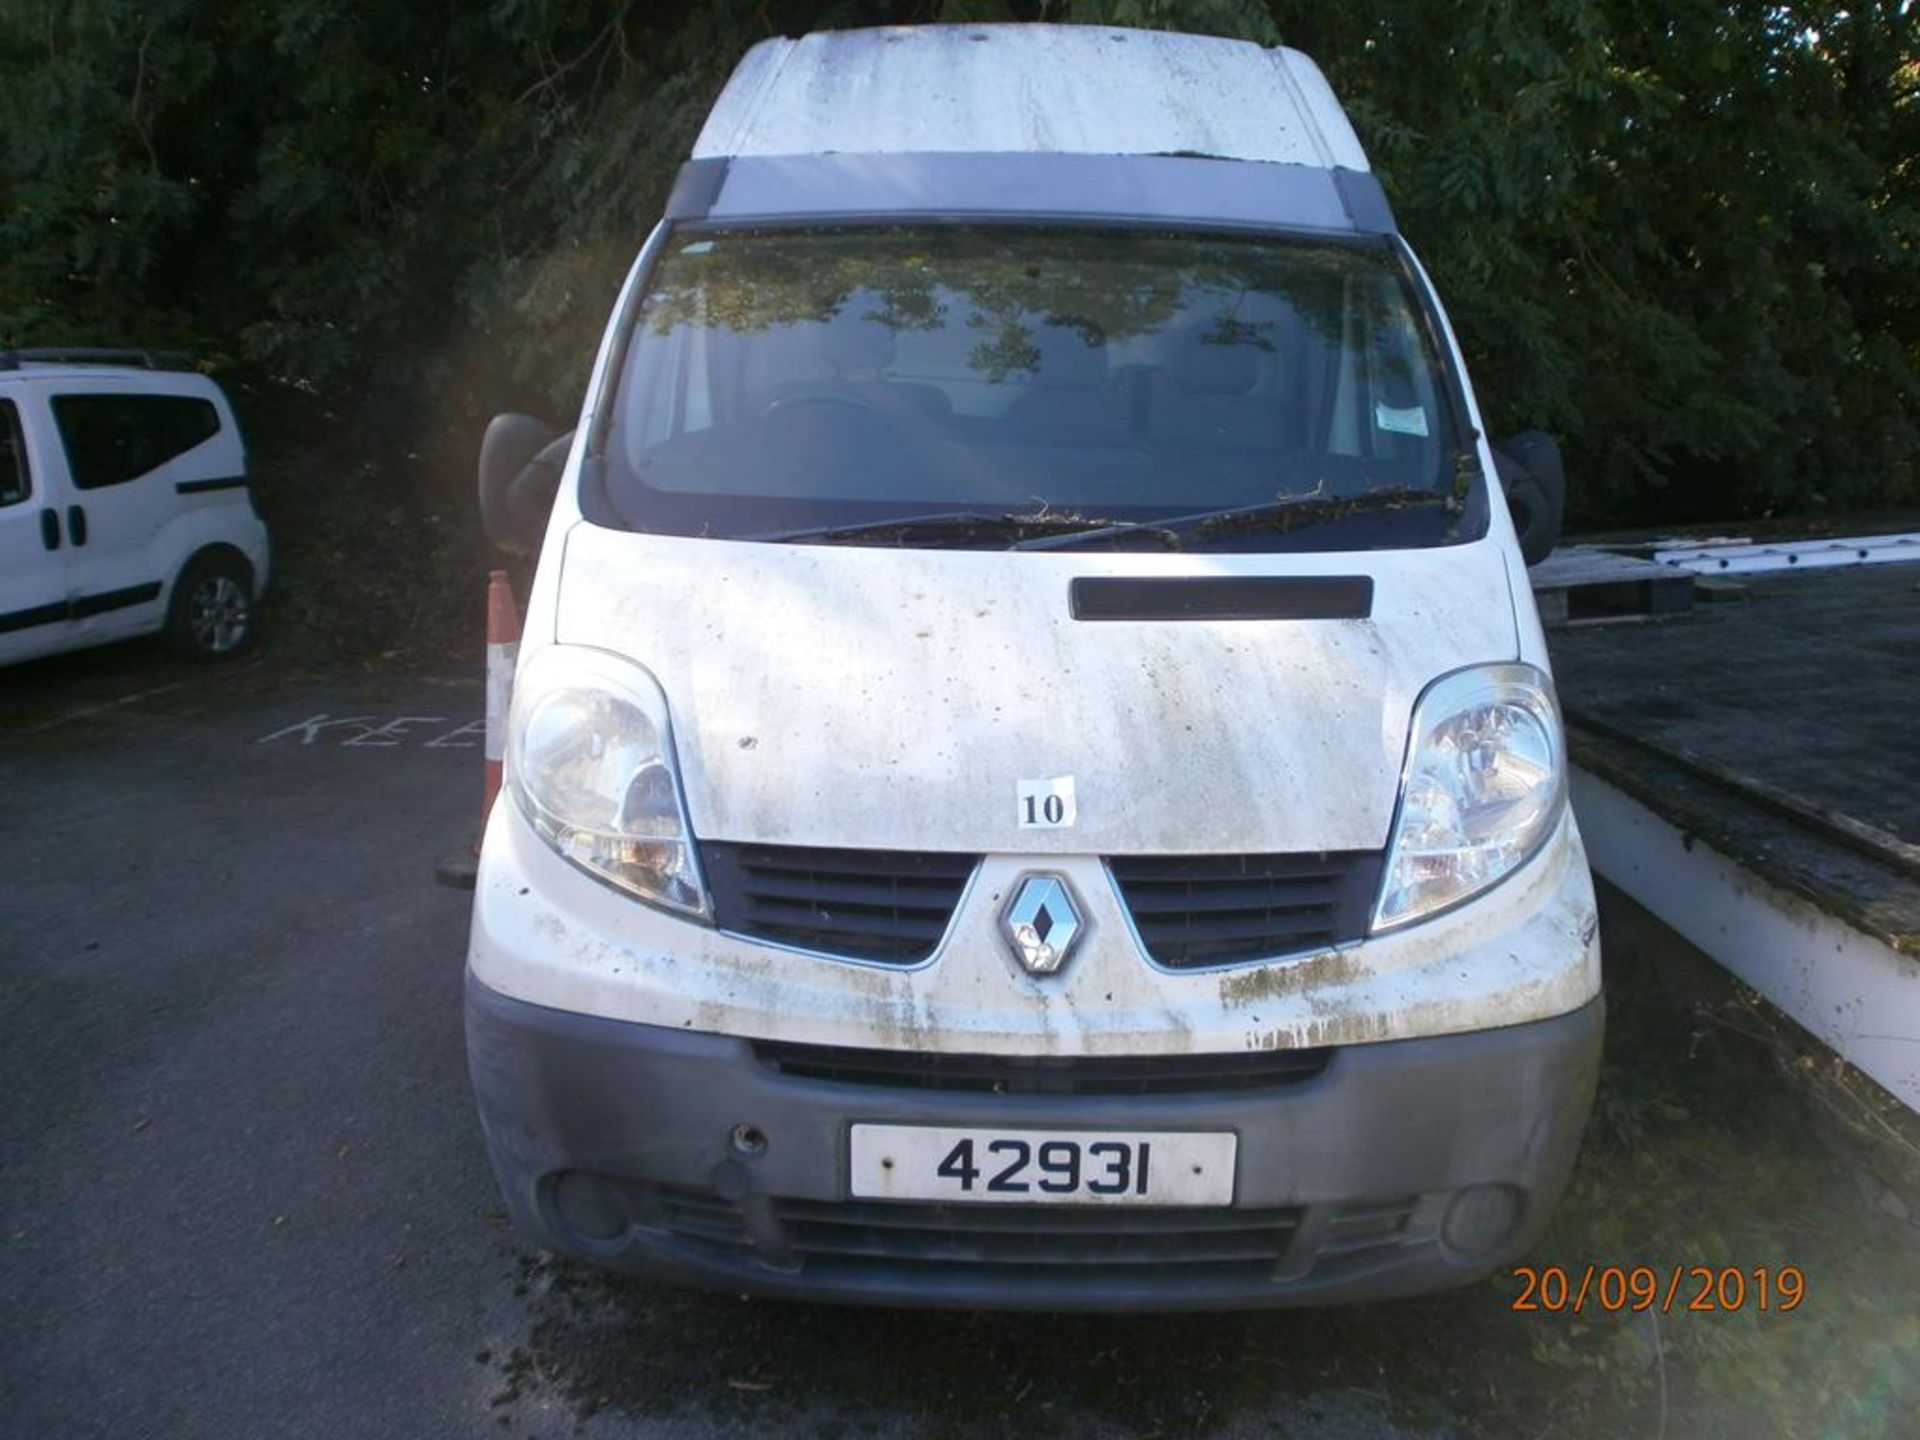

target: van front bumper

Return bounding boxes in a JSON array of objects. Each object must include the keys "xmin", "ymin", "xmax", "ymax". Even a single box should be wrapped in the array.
[{"xmin": 467, "ymin": 972, "xmax": 1602, "ymax": 1311}]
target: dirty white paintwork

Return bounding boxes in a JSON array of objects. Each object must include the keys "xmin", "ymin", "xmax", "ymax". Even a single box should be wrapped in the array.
[
  {"xmin": 555, "ymin": 527, "xmax": 1519, "ymax": 855},
  {"xmin": 471, "ymin": 33, "xmax": 1595, "ymax": 1058},
  {"xmin": 1573, "ymin": 768, "xmax": 1920, "ymax": 1112},
  {"xmin": 469, "ymin": 798, "xmax": 1599, "ymax": 1056},
  {"xmin": 471, "ymin": 210, "xmax": 1586, "ymax": 1057},
  {"xmin": 692, "ymin": 26, "xmax": 1369, "ymax": 171}
]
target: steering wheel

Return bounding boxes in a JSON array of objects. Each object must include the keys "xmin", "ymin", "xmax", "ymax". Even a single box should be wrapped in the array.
[{"xmin": 760, "ymin": 388, "xmax": 879, "ymax": 419}]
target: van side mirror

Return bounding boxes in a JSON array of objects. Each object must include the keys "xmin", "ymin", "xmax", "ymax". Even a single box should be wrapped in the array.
[
  {"xmin": 477, "ymin": 413, "xmax": 573, "ymax": 555},
  {"xmin": 1493, "ymin": 430, "xmax": 1565, "ymax": 567}
]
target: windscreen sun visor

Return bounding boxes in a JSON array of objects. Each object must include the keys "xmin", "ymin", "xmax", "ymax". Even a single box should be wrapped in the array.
[{"xmin": 664, "ymin": 153, "xmax": 1398, "ymax": 237}]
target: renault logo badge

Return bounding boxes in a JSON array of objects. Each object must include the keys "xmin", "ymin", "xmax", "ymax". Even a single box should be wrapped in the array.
[{"xmin": 1002, "ymin": 874, "xmax": 1083, "ymax": 976}]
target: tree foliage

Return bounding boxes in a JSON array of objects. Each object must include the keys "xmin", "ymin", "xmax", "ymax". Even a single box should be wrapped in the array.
[{"xmin": 2, "ymin": 0, "xmax": 1915, "ymax": 532}]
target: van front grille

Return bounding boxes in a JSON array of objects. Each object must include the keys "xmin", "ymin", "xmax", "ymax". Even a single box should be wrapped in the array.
[
  {"xmin": 1108, "ymin": 851, "xmax": 1384, "ymax": 968},
  {"xmin": 1317, "ymin": 1195, "xmax": 1422, "ymax": 1263},
  {"xmin": 753, "ymin": 1040, "xmax": 1331, "ymax": 1095},
  {"xmin": 700, "ymin": 842, "xmax": 978, "ymax": 965},
  {"xmin": 774, "ymin": 1199, "xmax": 1303, "ymax": 1277},
  {"xmin": 700, "ymin": 843, "xmax": 1381, "ymax": 970},
  {"xmin": 621, "ymin": 1181, "xmax": 1433, "ymax": 1293}
]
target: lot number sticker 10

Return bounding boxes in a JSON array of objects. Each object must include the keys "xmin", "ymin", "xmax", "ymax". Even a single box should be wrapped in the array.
[{"xmin": 1017, "ymin": 775, "xmax": 1077, "ymax": 829}]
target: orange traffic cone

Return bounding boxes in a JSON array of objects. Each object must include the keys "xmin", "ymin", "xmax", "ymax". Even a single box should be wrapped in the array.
[
  {"xmin": 437, "ymin": 569, "xmax": 522, "ymax": 890},
  {"xmin": 482, "ymin": 568, "xmax": 522, "ymax": 837}
]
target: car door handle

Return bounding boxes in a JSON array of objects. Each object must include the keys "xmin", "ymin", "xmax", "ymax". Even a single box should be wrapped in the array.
[
  {"xmin": 40, "ymin": 507, "xmax": 60, "ymax": 551},
  {"xmin": 66, "ymin": 504, "xmax": 87, "ymax": 546}
]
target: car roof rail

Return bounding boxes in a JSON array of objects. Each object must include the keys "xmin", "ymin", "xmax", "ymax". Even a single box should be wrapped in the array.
[{"xmin": 0, "ymin": 346, "xmax": 197, "ymax": 372}]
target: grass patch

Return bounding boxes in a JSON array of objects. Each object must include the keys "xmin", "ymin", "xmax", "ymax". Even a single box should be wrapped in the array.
[{"xmin": 1520, "ymin": 887, "xmax": 1920, "ymax": 1438}]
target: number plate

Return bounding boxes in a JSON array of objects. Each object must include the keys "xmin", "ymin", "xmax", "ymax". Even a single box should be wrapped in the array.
[{"xmin": 849, "ymin": 1125, "xmax": 1236, "ymax": 1206}]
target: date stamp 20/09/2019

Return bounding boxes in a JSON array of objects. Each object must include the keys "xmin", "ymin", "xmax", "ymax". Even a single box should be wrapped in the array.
[{"xmin": 1511, "ymin": 1265, "xmax": 1806, "ymax": 1315}]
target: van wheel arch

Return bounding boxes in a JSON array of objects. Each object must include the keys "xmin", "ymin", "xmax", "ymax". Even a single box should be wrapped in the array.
[{"xmin": 163, "ymin": 545, "xmax": 259, "ymax": 661}]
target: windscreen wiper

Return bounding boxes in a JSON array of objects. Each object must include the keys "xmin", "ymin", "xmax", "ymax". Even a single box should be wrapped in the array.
[
  {"xmin": 751, "ymin": 510, "xmax": 1137, "ymax": 547},
  {"xmin": 1014, "ymin": 486, "xmax": 1457, "ymax": 552}
]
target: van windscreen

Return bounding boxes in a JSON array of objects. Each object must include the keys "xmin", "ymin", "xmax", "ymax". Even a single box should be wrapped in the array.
[{"xmin": 599, "ymin": 225, "xmax": 1475, "ymax": 551}]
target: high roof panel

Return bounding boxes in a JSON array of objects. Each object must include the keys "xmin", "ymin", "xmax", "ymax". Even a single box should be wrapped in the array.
[{"xmin": 691, "ymin": 25, "xmax": 1369, "ymax": 172}]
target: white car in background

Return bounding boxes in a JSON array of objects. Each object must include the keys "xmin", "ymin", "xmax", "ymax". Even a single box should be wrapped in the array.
[{"xmin": 0, "ymin": 349, "xmax": 270, "ymax": 667}]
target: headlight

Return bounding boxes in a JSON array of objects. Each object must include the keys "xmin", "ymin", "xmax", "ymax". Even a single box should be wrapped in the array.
[
  {"xmin": 1372, "ymin": 662, "xmax": 1565, "ymax": 931},
  {"xmin": 506, "ymin": 645, "xmax": 710, "ymax": 918}
]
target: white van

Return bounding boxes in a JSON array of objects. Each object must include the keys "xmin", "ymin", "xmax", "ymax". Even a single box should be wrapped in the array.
[
  {"xmin": 0, "ymin": 350, "xmax": 269, "ymax": 666},
  {"xmin": 466, "ymin": 25, "xmax": 1600, "ymax": 1309}
]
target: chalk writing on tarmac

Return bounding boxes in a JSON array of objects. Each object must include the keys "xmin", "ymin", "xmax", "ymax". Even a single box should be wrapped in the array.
[{"xmin": 255, "ymin": 714, "xmax": 485, "ymax": 748}]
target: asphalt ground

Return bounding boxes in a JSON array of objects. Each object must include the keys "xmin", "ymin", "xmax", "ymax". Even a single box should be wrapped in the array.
[{"xmin": 3, "ymin": 643, "xmax": 1917, "ymax": 1440}]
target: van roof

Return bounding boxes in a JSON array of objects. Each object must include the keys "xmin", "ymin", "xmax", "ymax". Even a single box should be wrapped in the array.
[
  {"xmin": 0, "ymin": 347, "xmax": 197, "ymax": 376},
  {"xmin": 692, "ymin": 24, "xmax": 1369, "ymax": 172},
  {"xmin": 0, "ymin": 355, "xmax": 222, "ymax": 396}
]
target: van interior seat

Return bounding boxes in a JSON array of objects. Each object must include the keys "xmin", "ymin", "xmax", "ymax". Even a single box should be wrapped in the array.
[
  {"xmin": 1140, "ymin": 323, "xmax": 1286, "ymax": 452},
  {"xmin": 767, "ymin": 306, "xmax": 955, "ymax": 421},
  {"xmin": 1004, "ymin": 318, "xmax": 1130, "ymax": 437}
]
